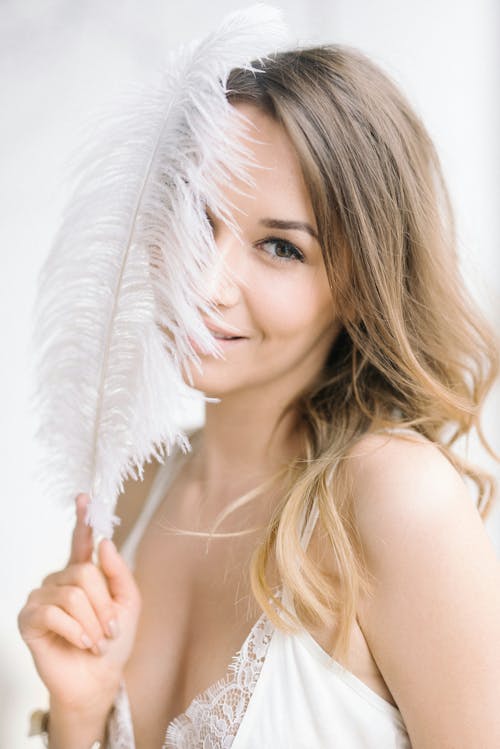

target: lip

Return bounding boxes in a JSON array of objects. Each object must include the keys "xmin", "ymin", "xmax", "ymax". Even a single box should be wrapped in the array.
[
  {"xmin": 209, "ymin": 337, "xmax": 246, "ymax": 345},
  {"xmin": 188, "ymin": 334, "xmax": 248, "ymax": 355},
  {"xmin": 203, "ymin": 319, "xmax": 248, "ymax": 338}
]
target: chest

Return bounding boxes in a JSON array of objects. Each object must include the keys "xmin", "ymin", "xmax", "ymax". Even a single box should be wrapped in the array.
[
  {"xmin": 121, "ymin": 484, "xmax": 397, "ymax": 748},
  {"xmin": 121, "ymin": 478, "xmax": 273, "ymax": 747}
]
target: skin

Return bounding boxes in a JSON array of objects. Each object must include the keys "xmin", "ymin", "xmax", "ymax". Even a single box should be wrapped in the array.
[
  {"xmin": 16, "ymin": 102, "xmax": 344, "ymax": 744},
  {"xmin": 179, "ymin": 102, "xmax": 342, "ymax": 512},
  {"xmin": 173, "ymin": 101, "xmax": 500, "ymax": 746},
  {"xmin": 18, "ymin": 101, "xmax": 500, "ymax": 747},
  {"xmin": 349, "ymin": 432, "xmax": 500, "ymax": 747}
]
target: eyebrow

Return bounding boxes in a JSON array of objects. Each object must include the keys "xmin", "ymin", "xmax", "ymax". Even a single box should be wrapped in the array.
[{"xmin": 259, "ymin": 218, "xmax": 319, "ymax": 241}]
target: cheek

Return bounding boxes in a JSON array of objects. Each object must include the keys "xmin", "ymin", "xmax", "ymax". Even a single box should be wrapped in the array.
[{"xmin": 252, "ymin": 271, "xmax": 322, "ymax": 339}]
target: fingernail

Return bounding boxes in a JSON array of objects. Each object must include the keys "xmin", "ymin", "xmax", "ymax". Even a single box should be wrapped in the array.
[
  {"xmin": 97, "ymin": 638, "xmax": 108, "ymax": 655},
  {"xmin": 81, "ymin": 633, "xmax": 92, "ymax": 648},
  {"xmin": 107, "ymin": 618, "xmax": 119, "ymax": 638}
]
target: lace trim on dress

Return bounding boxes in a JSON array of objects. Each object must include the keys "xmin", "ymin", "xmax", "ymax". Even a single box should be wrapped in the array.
[
  {"xmin": 163, "ymin": 610, "xmax": 276, "ymax": 749},
  {"xmin": 106, "ymin": 597, "xmax": 280, "ymax": 749},
  {"xmin": 107, "ymin": 679, "xmax": 135, "ymax": 748}
]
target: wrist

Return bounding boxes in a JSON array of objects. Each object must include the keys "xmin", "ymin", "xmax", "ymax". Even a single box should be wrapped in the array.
[
  {"xmin": 42, "ymin": 689, "xmax": 117, "ymax": 749},
  {"xmin": 28, "ymin": 707, "xmax": 106, "ymax": 749},
  {"xmin": 49, "ymin": 683, "xmax": 118, "ymax": 718}
]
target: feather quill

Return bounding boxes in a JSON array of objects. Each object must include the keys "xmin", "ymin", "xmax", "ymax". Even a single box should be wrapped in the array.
[{"xmin": 31, "ymin": 4, "xmax": 292, "ymax": 554}]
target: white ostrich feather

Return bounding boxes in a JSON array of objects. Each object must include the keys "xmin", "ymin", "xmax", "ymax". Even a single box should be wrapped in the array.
[{"xmin": 31, "ymin": 4, "xmax": 292, "ymax": 550}]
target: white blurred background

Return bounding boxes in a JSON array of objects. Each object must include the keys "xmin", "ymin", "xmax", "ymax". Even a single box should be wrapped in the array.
[{"xmin": 1, "ymin": 0, "xmax": 498, "ymax": 745}]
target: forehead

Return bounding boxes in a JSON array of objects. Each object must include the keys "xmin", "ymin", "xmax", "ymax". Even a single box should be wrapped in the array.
[
  {"xmin": 226, "ymin": 102, "xmax": 315, "ymax": 219},
  {"xmin": 231, "ymin": 101, "xmax": 297, "ymax": 165}
]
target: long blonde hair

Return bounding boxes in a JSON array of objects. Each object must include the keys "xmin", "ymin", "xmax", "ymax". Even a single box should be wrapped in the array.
[{"xmin": 165, "ymin": 45, "xmax": 500, "ymax": 662}]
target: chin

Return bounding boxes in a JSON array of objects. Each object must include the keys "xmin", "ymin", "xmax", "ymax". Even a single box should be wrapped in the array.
[{"xmin": 180, "ymin": 359, "xmax": 234, "ymax": 396}]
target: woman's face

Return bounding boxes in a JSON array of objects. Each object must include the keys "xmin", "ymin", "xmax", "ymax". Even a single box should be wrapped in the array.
[{"xmin": 184, "ymin": 102, "xmax": 341, "ymax": 399}]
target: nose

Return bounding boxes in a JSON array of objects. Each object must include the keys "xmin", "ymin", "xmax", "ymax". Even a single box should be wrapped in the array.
[{"xmin": 206, "ymin": 232, "xmax": 246, "ymax": 307}]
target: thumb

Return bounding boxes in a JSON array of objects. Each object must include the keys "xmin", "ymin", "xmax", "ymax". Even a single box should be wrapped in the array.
[
  {"xmin": 98, "ymin": 538, "xmax": 138, "ymax": 607},
  {"xmin": 68, "ymin": 493, "xmax": 94, "ymax": 566}
]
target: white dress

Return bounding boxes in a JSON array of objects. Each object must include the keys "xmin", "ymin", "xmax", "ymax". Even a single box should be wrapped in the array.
[{"xmin": 106, "ymin": 428, "xmax": 413, "ymax": 748}]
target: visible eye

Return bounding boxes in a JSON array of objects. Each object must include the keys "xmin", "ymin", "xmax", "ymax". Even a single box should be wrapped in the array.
[
  {"xmin": 204, "ymin": 208, "xmax": 305, "ymax": 265},
  {"xmin": 257, "ymin": 237, "xmax": 305, "ymax": 264}
]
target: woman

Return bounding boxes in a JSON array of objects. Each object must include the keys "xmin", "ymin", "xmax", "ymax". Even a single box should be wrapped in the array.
[{"xmin": 19, "ymin": 45, "xmax": 500, "ymax": 748}]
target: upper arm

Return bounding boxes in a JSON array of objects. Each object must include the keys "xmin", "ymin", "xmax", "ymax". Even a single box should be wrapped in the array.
[
  {"xmin": 113, "ymin": 458, "xmax": 161, "ymax": 552},
  {"xmin": 348, "ymin": 432, "xmax": 500, "ymax": 748}
]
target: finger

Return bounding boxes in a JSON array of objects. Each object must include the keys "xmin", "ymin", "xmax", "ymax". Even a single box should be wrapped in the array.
[
  {"xmin": 18, "ymin": 602, "xmax": 95, "ymax": 653},
  {"xmin": 41, "ymin": 562, "xmax": 118, "ymax": 639},
  {"xmin": 98, "ymin": 539, "xmax": 139, "ymax": 609},
  {"xmin": 68, "ymin": 494, "xmax": 94, "ymax": 567},
  {"xmin": 31, "ymin": 584, "xmax": 110, "ymax": 651}
]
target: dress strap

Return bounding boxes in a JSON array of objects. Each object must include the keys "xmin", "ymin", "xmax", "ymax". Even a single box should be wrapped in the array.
[
  {"xmin": 281, "ymin": 459, "xmax": 339, "ymax": 615},
  {"xmin": 118, "ymin": 429, "xmax": 201, "ymax": 570},
  {"xmin": 298, "ymin": 496, "xmax": 320, "ymax": 551},
  {"xmin": 280, "ymin": 497, "xmax": 320, "ymax": 616},
  {"xmin": 281, "ymin": 429, "xmax": 419, "ymax": 616}
]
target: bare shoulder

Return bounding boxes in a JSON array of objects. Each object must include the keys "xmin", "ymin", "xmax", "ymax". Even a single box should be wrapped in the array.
[
  {"xmin": 342, "ymin": 428, "xmax": 500, "ymax": 747},
  {"xmin": 344, "ymin": 426, "xmax": 495, "ymax": 592},
  {"xmin": 345, "ymin": 427, "xmax": 473, "ymax": 539},
  {"xmin": 346, "ymin": 426, "xmax": 457, "ymax": 483}
]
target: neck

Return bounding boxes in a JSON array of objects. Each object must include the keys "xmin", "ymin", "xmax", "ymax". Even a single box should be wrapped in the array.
[{"xmin": 187, "ymin": 389, "xmax": 305, "ymax": 514}]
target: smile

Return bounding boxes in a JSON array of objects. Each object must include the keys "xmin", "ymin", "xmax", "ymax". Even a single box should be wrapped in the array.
[
  {"xmin": 212, "ymin": 333, "xmax": 246, "ymax": 341},
  {"xmin": 188, "ymin": 333, "xmax": 248, "ymax": 355}
]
